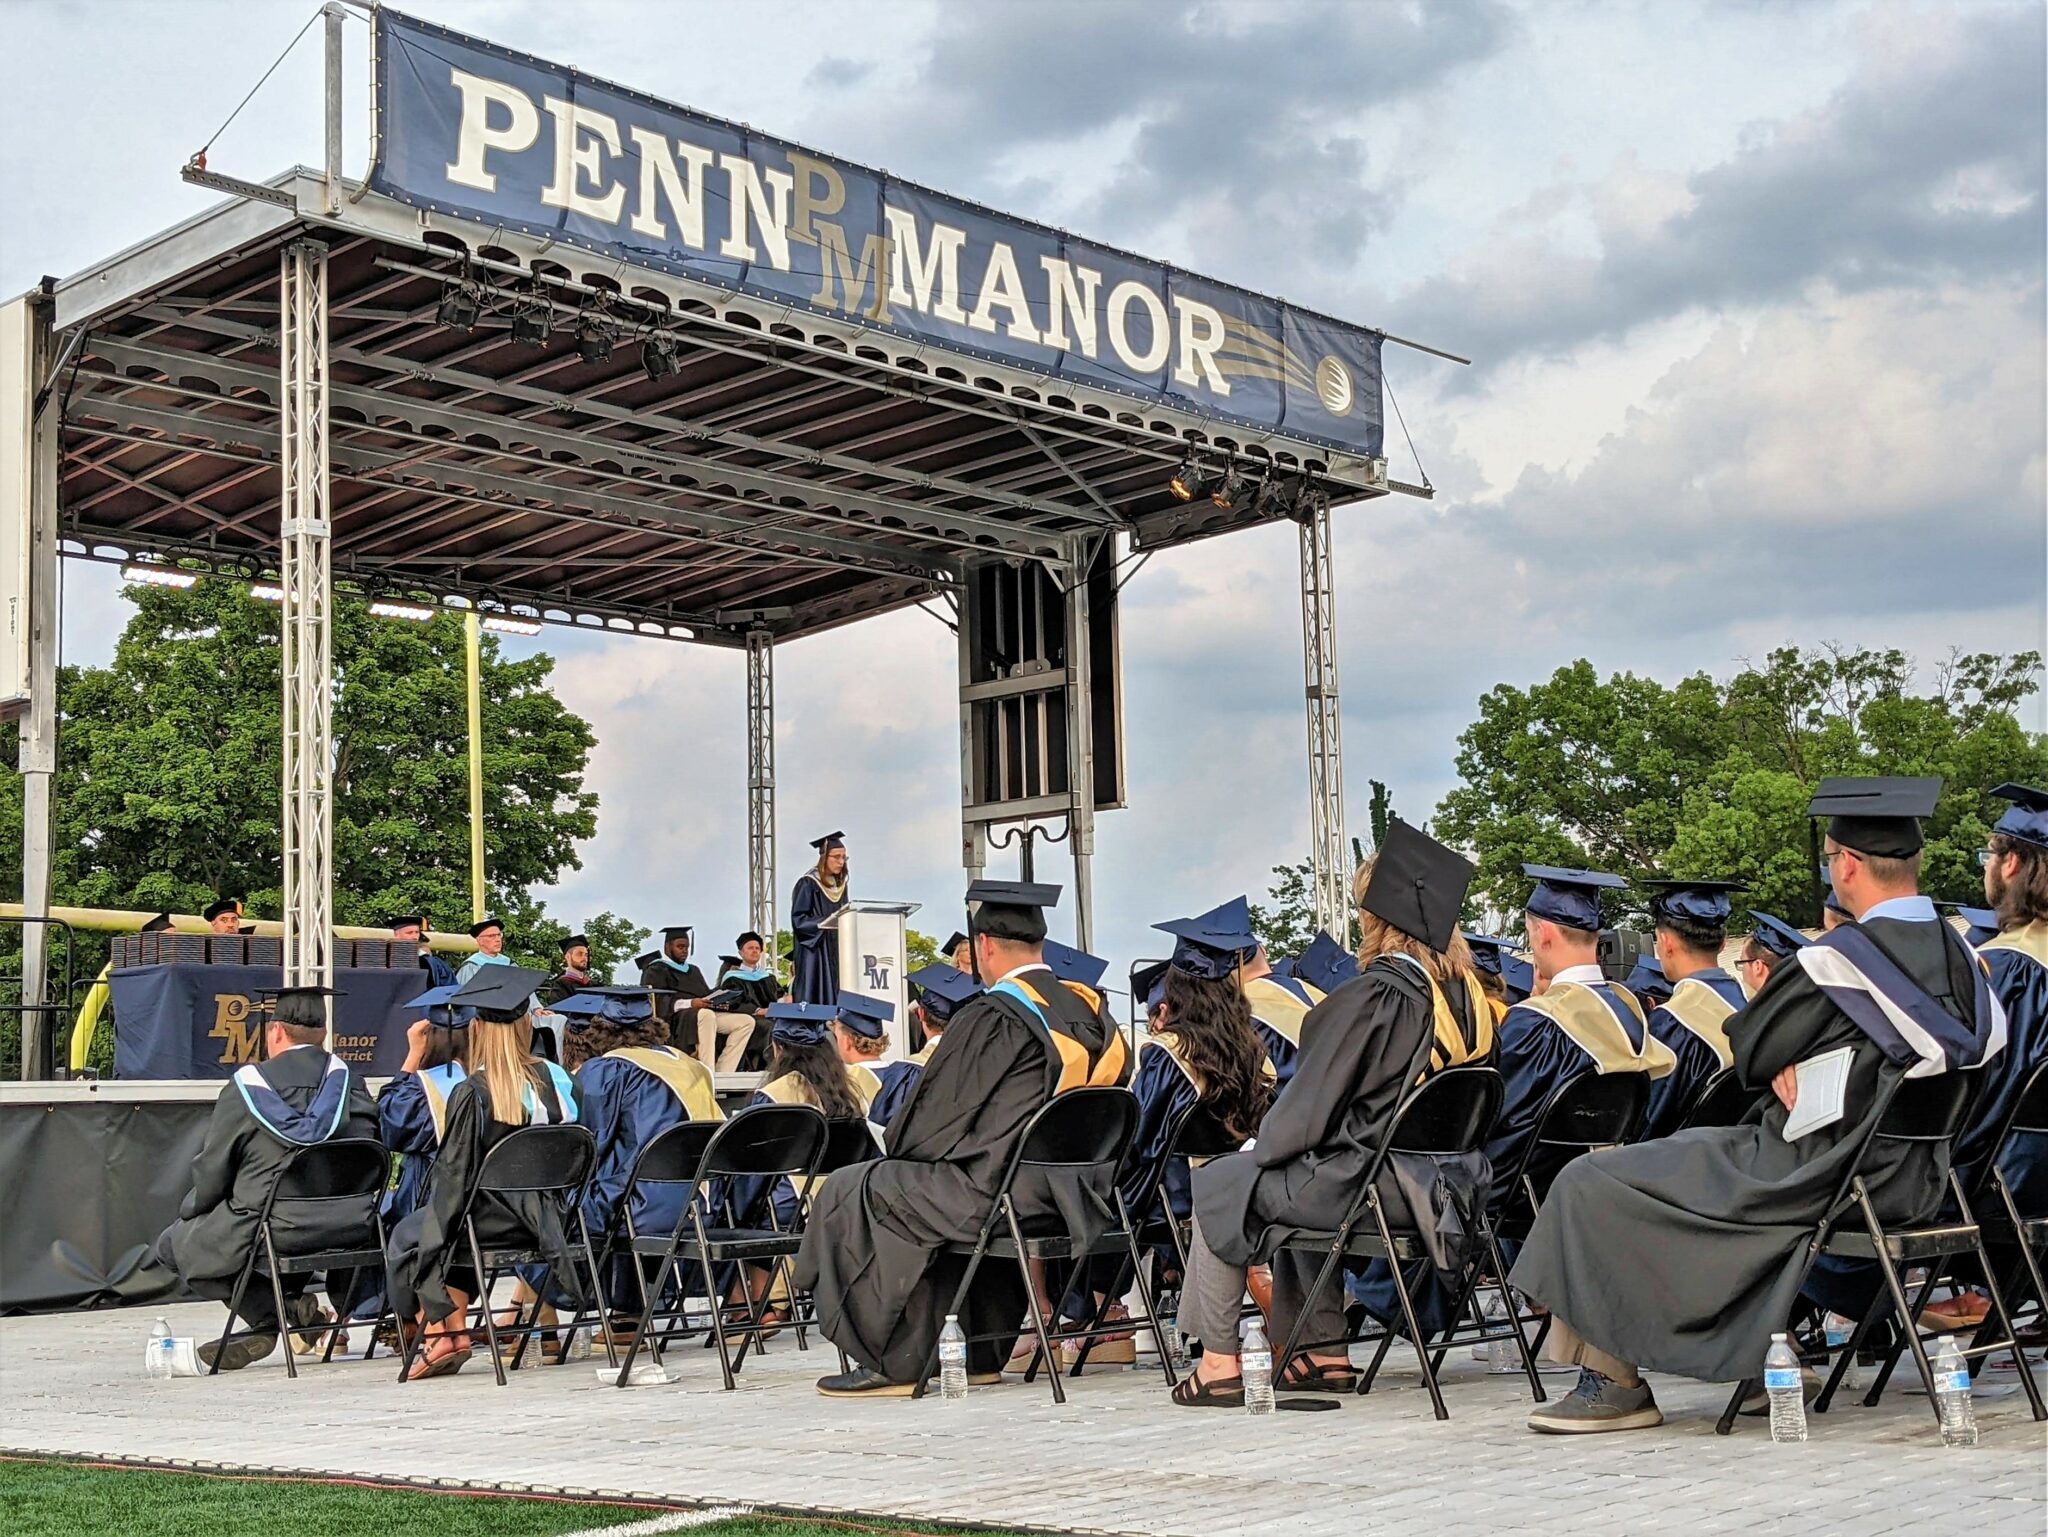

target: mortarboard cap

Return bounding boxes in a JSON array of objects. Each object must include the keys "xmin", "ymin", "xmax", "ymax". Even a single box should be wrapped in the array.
[
  {"xmin": 718, "ymin": 954, "xmax": 742, "ymax": 969},
  {"xmin": 810, "ymin": 831, "xmax": 846, "ymax": 853},
  {"xmin": 468, "ymin": 916, "xmax": 504, "ymax": 938},
  {"xmin": 1361, "ymin": 819, "xmax": 1475, "ymax": 952},
  {"xmin": 1746, "ymin": 911, "xmax": 1811, "ymax": 959},
  {"xmin": 451, "ymin": 964, "xmax": 545, "ymax": 1021},
  {"xmin": 660, "ymin": 925, "xmax": 693, "ymax": 942},
  {"xmin": 967, "ymin": 879, "xmax": 1061, "ymax": 944},
  {"xmin": 1294, "ymin": 930, "xmax": 1359, "ymax": 994},
  {"xmin": 1991, "ymin": 783, "xmax": 2048, "ymax": 852},
  {"xmin": 634, "ymin": 950, "xmax": 661, "ymax": 970},
  {"xmin": 1523, "ymin": 864, "xmax": 1627, "ymax": 932},
  {"xmin": 1462, "ymin": 933, "xmax": 1516, "ymax": 978},
  {"xmin": 736, "ymin": 930, "xmax": 765, "ymax": 949},
  {"xmin": 388, "ymin": 914, "xmax": 424, "ymax": 932},
  {"xmin": 909, "ymin": 962, "xmax": 981, "ymax": 1022},
  {"xmin": 835, "ymin": 991, "xmax": 895, "ymax": 1038},
  {"xmin": 1808, "ymin": 775, "xmax": 1941, "ymax": 859},
  {"xmin": 1129, "ymin": 958, "xmax": 1172, "ymax": 1015},
  {"xmin": 140, "ymin": 912, "xmax": 173, "ymax": 934},
  {"xmin": 551, "ymin": 987, "xmax": 655, "ymax": 1029},
  {"xmin": 1499, "ymin": 954, "xmax": 1536, "ymax": 1002},
  {"xmin": 1944, "ymin": 904, "xmax": 1998, "ymax": 946},
  {"xmin": 767, "ymin": 1000, "xmax": 835, "ymax": 1047},
  {"xmin": 942, "ymin": 931, "xmax": 969, "ymax": 955},
  {"xmin": 559, "ymin": 933, "xmax": 589, "ymax": 954},
  {"xmin": 203, "ymin": 898, "xmax": 243, "ymax": 922},
  {"xmin": 1639, "ymin": 877, "xmax": 1745, "ymax": 927},
  {"xmin": 1155, "ymin": 895, "xmax": 1260, "ymax": 980},
  {"xmin": 1042, "ymin": 938, "xmax": 1109, "ymax": 990},
  {"xmin": 404, "ymin": 983, "xmax": 462, "ymax": 1011}
]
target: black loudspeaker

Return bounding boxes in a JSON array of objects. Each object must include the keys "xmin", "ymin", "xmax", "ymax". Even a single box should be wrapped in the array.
[{"xmin": 1598, "ymin": 928, "xmax": 1654, "ymax": 983}]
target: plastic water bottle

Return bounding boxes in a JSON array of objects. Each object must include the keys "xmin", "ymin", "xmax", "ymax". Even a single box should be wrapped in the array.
[
  {"xmin": 145, "ymin": 1317, "xmax": 173, "ymax": 1379},
  {"xmin": 1933, "ymin": 1335, "xmax": 1977, "ymax": 1446},
  {"xmin": 938, "ymin": 1314, "xmax": 968, "ymax": 1400},
  {"xmin": 1764, "ymin": 1332, "xmax": 1807, "ymax": 1442},
  {"xmin": 1241, "ymin": 1317, "xmax": 1274, "ymax": 1415}
]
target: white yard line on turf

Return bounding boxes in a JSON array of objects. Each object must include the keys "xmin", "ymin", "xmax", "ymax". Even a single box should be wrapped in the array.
[{"xmin": 562, "ymin": 1504, "xmax": 752, "ymax": 1537}]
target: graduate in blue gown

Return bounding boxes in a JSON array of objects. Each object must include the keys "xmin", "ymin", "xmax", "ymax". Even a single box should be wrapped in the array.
[
  {"xmin": 791, "ymin": 831, "xmax": 850, "ymax": 1006},
  {"xmin": 1622, "ymin": 953, "xmax": 1673, "ymax": 1011},
  {"xmin": 1483, "ymin": 866, "xmax": 1675, "ymax": 1216},
  {"xmin": 1635, "ymin": 879, "xmax": 1750, "ymax": 1141},
  {"xmin": 870, "ymin": 964, "xmax": 980, "ymax": 1129},
  {"xmin": 376, "ymin": 987, "xmax": 472, "ymax": 1231},
  {"xmin": 1964, "ymin": 785, "xmax": 2048, "ymax": 1209}
]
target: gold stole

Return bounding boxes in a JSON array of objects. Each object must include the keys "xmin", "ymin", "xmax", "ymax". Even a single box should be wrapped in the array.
[
  {"xmin": 1661, "ymin": 977, "xmax": 1737, "ymax": 1069},
  {"xmin": 757, "ymin": 1062, "xmax": 879, "ymax": 1116},
  {"xmin": 1012, "ymin": 977, "xmax": 1129, "ymax": 1091},
  {"xmin": 1518, "ymin": 983, "xmax": 1676, "ymax": 1080},
  {"xmin": 1981, "ymin": 920, "xmax": 2048, "ymax": 969},
  {"xmin": 608, "ymin": 1046, "xmax": 725, "ymax": 1121},
  {"xmin": 1243, "ymin": 976, "xmax": 1317, "ymax": 1048}
]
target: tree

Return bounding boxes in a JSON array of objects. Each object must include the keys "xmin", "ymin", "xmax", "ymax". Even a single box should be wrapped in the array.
[
  {"xmin": 1248, "ymin": 858, "xmax": 1316, "ymax": 958},
  {"xmin": 1367, "ymin": 780, "xmax": 1394, "ymax": 849},
  {"xmin": 1435, "ymin": 646, "xmax": 2047, "ymax": 930}
]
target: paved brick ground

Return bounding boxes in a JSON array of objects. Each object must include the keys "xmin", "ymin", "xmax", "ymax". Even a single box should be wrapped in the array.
[{"xmin": 3, "ymin": 1303, "xmax": 2042, "ymax": 1535}]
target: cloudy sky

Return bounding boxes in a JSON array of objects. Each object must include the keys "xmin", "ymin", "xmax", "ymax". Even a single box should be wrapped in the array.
[{"xmin": 3, "ymin": 0, "xmax": 2043, "ymax": 978}]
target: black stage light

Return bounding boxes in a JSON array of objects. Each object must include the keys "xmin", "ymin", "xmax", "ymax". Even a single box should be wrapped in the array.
[
  {"xmin": 1211, "ymin": 465, "xmax": 1250, "ymax": 510},
  {"xmin": 575, "ymin": 308, "xmax": 618, "ymax": 364},
  {"xmin": 1168, "ymin": 452, "xmax": 1212, "ymax": 503},
  {"xmin": 510, "ymin": 297, "xmax": 551, "ymax": 348},
  {"xmin": 641, "ymin": 331, "xmax": 681, "ymax": 380},
  {"xmin": 436, "ymin": 278, "xmax": 482, "ymax": 332}
]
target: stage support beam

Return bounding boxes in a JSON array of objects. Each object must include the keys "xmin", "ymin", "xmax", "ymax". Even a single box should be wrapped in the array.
[
  {"xmin": 957, "ymin": 596, "xmax": 987, "ymax": 900},
  {"xmin": 278, "ymin": 240, "xmax": 335, "ymax": 1028},
  {"xmin": 18, "ymin": 293, "xmax": 60, "ymax": 1079},
  {"xmin": 746, "ymin": 628, "xmax": 777, "ymax": 946},
  {"xmin": 1064, "ymin": 538, "xmax": 1097, "ymax": 953},
  {"xmin": 1300, "ymin": 498, "xmax": 1349, "ymax": 943}
]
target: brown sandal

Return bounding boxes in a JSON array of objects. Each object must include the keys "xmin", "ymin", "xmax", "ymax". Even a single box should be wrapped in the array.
[
  {"xmin": 1170, "ymin": 1368, "xmax": 1245, "ymax": 1408},
  {"xmin": 1278, "ymin": 1357, "xmax": 1356, "ymax": 1393},
  {"xmin": 405, "ymin": 1334, "xmax": 471, "ymax": 1381}
]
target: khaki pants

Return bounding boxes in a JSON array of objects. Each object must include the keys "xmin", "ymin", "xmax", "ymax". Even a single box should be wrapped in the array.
[
  {"xmin": 1542, "ymin": 1314, "xmax": 1640, "ymax": 1386},
  {"xmin": 692, "ymin": 1009, "xmax": 757, "ymax": 1072}
]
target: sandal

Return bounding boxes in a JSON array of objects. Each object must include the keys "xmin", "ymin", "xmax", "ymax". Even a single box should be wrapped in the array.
[
  {"xmin": 405, "ymin": 1333, "xmax": 471, "ymax": 1381},
  {"xmin": 1171, "ymin": 1368, "xmax": 1245, "ymax": 1408},
  {"xmin": 1277, "ymin": 1357, "xmax": 1357, "ymax": 1393}
]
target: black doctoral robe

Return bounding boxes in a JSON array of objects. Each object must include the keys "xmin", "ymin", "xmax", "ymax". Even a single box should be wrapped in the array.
[
  {"xmin": 155, "ymin": 1045, "xmax": 379, "ymax": 1288},
  {"xmin": 792, "ymin": 963, "xmax": 1121, "ymax": 1381},
  {"xmin": 1509, "ymin": 913, "xmax": 1985, "ymax": 1384},
  {"xmin": 1192, "ymin": 958, "xmax": 1437, "ymax": 1267},
  {"xmin": 385, "ymin": 1066, "xmax": 584, "ymax": 1325}
]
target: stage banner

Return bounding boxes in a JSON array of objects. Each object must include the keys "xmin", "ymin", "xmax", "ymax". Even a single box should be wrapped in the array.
[
  {"xmin": 368, "ymin": 9, "xmax": 1384, "ymax": 460},
  {"xmin": 109, "ymin": 965, "xmax": 424, "ymax": 1080}
]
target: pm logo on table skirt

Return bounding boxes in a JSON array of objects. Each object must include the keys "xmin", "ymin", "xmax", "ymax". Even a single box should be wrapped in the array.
[{"xmin": 863, "ymin": 955, "xmax": 895, "ymax": 991}]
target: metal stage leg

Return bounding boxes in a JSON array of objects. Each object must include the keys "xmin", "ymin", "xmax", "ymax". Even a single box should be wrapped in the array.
[
  {"xmin": 1300, "ymin": 497, "xmax": 1349, "ymax": 941},
  {"xmin": 957, "ymin": 599, "xmax": 986, "ymax": 891},
  {"xmin": 746, "ymin": 628, "xmax": 777, "ymax": 944},
  {"xmin": 18, "ymin": 293, "xmax": 59, "ymax": 1079},
  {"xmin": 1063, "ymin": 538, "xmax": 1097, "ymax": 953},
  {"xmin": 278, "ymin": 241, "xmax": 335, "ymax": 1023}
]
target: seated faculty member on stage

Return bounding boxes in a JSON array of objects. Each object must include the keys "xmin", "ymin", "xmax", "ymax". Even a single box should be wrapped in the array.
[
  {"xmin": 385, "ymin": 966, "xmax": 582, "ymax": 1381},
  {"xmin": 455, "ymin": 916, "xmax": 511, "ymax": 983},
  {"xmin": 1483, "ymin": 865, "xmax": 1674, "ymax": 1213},
  {"xmin": 1174, "ymin": 822, "xmax": 1492, "ymax": 1405},
  {"xmin": 794, "ymin": 880, "xmax": 1125, "ymax": 1396},
  {"xmin": 791, "ymin": 831, "xmax": 850, "ymax": 1005},
  {"xmin": 393, "ymin": 915, "xmax": 458, "ymax": 989},
  {"xmin": 539, "ymin": 933, "xmax": 596, "ymax": 1009},
  {"xmin": 869, "ymin": 963, "xmax": 981, "ymax": 1127},
  {"xmin": 1508, "ymin": 776, "xmax": 2006, "ymax": 1433},
  {"xmin": 1636, "ymin": 879, "xmax": 1750, "ymax": 1140},
  {"xmin": 153, "ymin": 986, "xmax": 377, "ymax": 1371}
]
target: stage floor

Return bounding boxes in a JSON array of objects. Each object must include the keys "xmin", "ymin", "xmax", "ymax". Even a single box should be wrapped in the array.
[{"xmin": 3, "ymin": 1303, "xmax": 2042, "ymax": 1536}]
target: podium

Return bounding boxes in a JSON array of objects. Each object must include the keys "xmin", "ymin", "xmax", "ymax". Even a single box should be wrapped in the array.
[{"xmin": 823, "ymin": 899, "xmax": 921, "ymax": 1064}]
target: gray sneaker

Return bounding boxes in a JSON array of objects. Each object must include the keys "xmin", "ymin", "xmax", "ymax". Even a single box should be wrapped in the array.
[{"xmin": 1527, "ymin": 1368, "xmax": 1664, "ymax": 1434}]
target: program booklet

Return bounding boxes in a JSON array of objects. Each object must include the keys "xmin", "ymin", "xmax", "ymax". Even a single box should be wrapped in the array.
[{"xmin": 1781, "ymin": 1045, "xmax": 1855, "ymax": 1141}]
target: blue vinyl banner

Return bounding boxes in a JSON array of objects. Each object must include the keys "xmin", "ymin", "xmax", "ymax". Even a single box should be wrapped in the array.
[
  {"xmin": 110, "ymin": 965, "xmax": 423, "ymax": 1079},
  {"xmin": 368, "ymin": 10, "xmax": 1384, "ymax": 460}
]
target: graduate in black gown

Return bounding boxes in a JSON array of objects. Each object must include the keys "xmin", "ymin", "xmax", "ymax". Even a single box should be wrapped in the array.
[
  {"xmin": 386, "ymin": 967, "xmax": 583, "ymax": 1381},
  {"xmin": 154, "ymin": 986, "xmax": 378, "ymax": 1370},
  {"xmin": 1511, "ymin": 777, "xmax": 2007, "ymax": 1434},
  {"xmin": 1175, "ymin": 822, "xmax": 1492, "ymax": 1405},
  {"xmin": 1636, "ymin": 879, "xmax": 1751, "ymax": 1141},
  {"xmin": 791, "ymin": 831, "xmax": 850, "ymax": 1005},
  {"xmin": 795, "ymin": 879, "xmax": 1126, "ymax": 1395}
]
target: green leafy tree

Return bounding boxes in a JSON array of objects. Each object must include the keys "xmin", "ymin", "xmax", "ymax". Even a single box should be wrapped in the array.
[
  {"xmin": 1248, "ymin": 858, "xmax": 1316, "ymax": 958},
  {"xmin": 1367, "ymin": 780, "xmax": 1394, "ymax": 849}
]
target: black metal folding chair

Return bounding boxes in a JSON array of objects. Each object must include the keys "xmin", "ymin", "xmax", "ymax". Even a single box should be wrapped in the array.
[
  {"xmin": 1268, "ymin": 1066, "xmax": 1524, "ymax": 1420},
  {"xmin": 1720, "ymin": 1070, "xmax": 2045, "ymax": 1433},
  {"xmin": 209, "ymin": 1136, "xmax": 390, "ymax": 1379},
  {"xmin": 619, "ymin": 1103, "xmax": 828, "ymax": 1390},
  {"xmin": 1982, "ymin": 1060, "xmax": 2048, "ymax": 1340},
  {"xmin": 1679, "ymin": 1065, "xmax": 1760, "ymax": 1132},
  {"xmin": 913, "ymin": 1086, "xmax": 1172, "ymax": 1404},
  {"xmin": 588, "ymin": 1119, "xmax": 721, "ymax": 1376},
  {"xmin": 394, "ymin": 1122, "xmax": 610, "ymax": 1387}
]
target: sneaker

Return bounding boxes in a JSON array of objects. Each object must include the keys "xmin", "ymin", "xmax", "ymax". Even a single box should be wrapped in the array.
[
  {"xmin": 1527, "ymin": 1368, "xmax": 1663, "ymax": 1434},
  {"xmin": 197, "ymin": 1332, "xmax": 278, "ymax": 1372}
]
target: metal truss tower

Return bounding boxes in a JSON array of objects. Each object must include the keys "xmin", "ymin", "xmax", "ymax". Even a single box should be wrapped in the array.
[
  {"xmin": 746, "ymin": 629, "xmax": 777, "ymax": 945},
  {"xmin": 1299, "ymin": 497, "xmax": 1350, "ymax": 942}
]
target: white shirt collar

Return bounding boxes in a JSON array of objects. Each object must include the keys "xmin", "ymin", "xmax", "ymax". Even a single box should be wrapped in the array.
[
  {"xmin": 1859, "ymin": 894, "xmax": 1937, "ymax": 924},
  {"xmin": 1549, "ymin": 963, "xmax": 1608, "ymax": 988},
  {"xmin": 996, "ymin": 961, "xmax": 1051, "ymax": 986}
]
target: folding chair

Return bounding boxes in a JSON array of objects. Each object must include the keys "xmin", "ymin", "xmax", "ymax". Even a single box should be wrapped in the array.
[
  {"xmin": 1268, "ymin": 1066, "xmax": 1523, "ymax": 1421},
  {"xmin": 1982, "ymin": 1060, "xmax": 2048, "ymax": 1341},
  {"xmin": 1679, "ymin": 1065, "xmax": 1760, "ymax": 1132},
  {"xmin": 589, "ymin": 1119, "xmax": 721, "ymax": 1375},
  {"xmin": 619, "ymin": 1103, "xmax": 828, "ymax": 1390},
  {"xmin": 912, "ymin": 1086, "xmax": 1173, "ymax": 1404},
  {"xmin": 1720, "ymin": 1070, "xmax": 2046, "ymax": 1433},
  {"xmin": 210, "ymin": 1136, "xmax": 391, "ymax": 1379},
  {"xmin": 1429, "ymin": 1069, "xmax": 1650, "ymax": 1381},
  {"xmin": 395, "ymin": 1122, "xmax": 609, "ymax": 1387}
]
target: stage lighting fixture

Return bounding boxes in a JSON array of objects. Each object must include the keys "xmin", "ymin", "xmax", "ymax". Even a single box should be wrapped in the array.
[
  {"xmin": 481, "ymin": 614, "xmax": 544, "ymax": 637},
  {"xmin": 368, "ymin": 600, "xmax": 436, "ymax": 623},
  {"xmin": 641, "ymin": 331, "xmax": 681, "ymax": 380},
  {"xmin": 1167, "ymin": 452, "xmax": 1212, "ymax": 503},
  {"xmin": 575, "ymin": 306, "xmax": 618, "ymax": 364},
  {"xmin": 120, "ymin": 562, "xmax": 199, "ymax": 589},
  {"xmin": 436, "ymin": 278, "xmax": 483, "ymax": 332},
  {"xmin": 510, "ymin": 296, "xmax": 551, "ymax": 348},
  {"xmin": 1211, "ymin": 465, "xmax": 1250, "ymax": 510}
]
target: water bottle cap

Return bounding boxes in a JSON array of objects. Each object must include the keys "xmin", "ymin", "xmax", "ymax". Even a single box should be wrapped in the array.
[
  {"xmin": 945, "ymin": 1313, "xmax": 958, "ymax": 1322},
  {"xmin": 1769, "ymin": 1331, "xmax": 1786, "ymax": 1341}
]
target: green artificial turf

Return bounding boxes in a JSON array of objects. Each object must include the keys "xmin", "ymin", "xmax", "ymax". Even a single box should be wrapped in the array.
[{"xmin": 0, "ymin": 1456, "xmax": 1046, "ymax": 1537}]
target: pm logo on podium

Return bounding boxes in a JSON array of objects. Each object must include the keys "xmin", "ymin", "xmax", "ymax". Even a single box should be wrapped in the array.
[{"xmin": 863, "ymin": 954, "xmax": 894, "ymax": 991}]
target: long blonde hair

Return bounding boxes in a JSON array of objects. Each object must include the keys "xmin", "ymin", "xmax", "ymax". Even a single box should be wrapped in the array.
[
  {"xmin": 1352, "ymin": 855, "xmax": 1480, "ymax": 988},
  {"xmin": 469, "ymin": 1013, "xmax": 542, "ymax": 1125}
]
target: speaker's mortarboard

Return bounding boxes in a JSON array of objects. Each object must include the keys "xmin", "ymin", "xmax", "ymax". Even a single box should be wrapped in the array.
[
  {"xmin": 1991, "ymin": 783, "xmax": 2048, "ymax": 851},
  {"xmin": 1639, "ymin": 877, "xmax": 1746, "ymax": 927},
  {"xmin": 1523, "ymin": 864, "xmax": 1627, "ymax": 932},
  {"xmin": 810, "ymin": 831, "xmax": 846, "ymax": 853},
  {"xmin": 1362, "ymin": 820, "xmax": 1475, "ymax": 952},
  {"xmin": 1808, "ymin": 775, "xmax": 1942, "ymax": 859}
]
